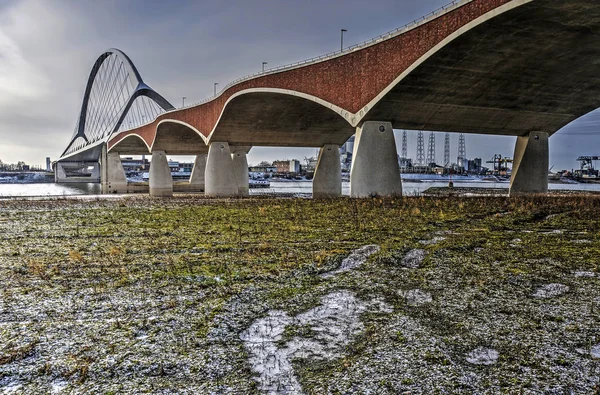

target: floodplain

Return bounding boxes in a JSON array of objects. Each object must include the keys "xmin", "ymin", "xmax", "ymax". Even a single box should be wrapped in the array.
[{"xmin": 0, "ymin": 195, "xmax": 599, "ymax": 393}]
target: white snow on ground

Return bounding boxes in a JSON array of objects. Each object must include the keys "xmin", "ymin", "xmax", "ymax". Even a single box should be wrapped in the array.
[
  {"xmin": 241, "ymin": 245, "xmax": 391, "ymax": 394},
  {"xmin": 240, "ymin": 291, "xmax": 389, "ymax": 394},
  {"xmin": 466, "ymin": 347, "xmax": 499, "ymax": 365},
  {"xmin": 402, "ymin": 249, "xmax": 427, "ymax": 268},
  {"xmin": 401, "ymin": 289, "xmax": 433, "ymax": 306},
  {"xmin": 574, "ymin": 271, "xmax": 596, "ymax": 278},
  {"xmin": 320, "ymin": 245, "xmax": 380, "ymax": 278},
  {"xmin": 419, "ymin": 237, "xmax": 446, "ymax": 245},
  {"xmin": 591, "ymin": 344, "xmax": 600, "ymax": 359},
  {"xmin": 532, "ymin": 284, "xmax": 570, "ymax": 299}
]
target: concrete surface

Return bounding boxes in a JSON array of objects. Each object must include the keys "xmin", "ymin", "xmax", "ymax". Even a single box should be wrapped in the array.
[
  {"xmin": 149, "ymin": 151, "xmax": 173, "ymax": 197},
  {"xmin": 205, "ymin": 142, "xmax": 238, "ymax": 197},
  {"xmin": 350, "ymin": 121, "xmax": 402, "ymax": 198},
  {"xmin": 101, "ymin": 152, "xmax": 127, "ymax": 194},
  {"xmin": 312, "ymin": 144, "xmax": 342, "ymax": 198},
  {"xmin": 55, "ymin": 161, "xmax": 101, "ymax": 184},
  {"xmin": 231, "ymin": 148, "xmax": 250, "ymax": 196},
  {"xmin": 211, "ymin": 92, "xmax": 354, "ymax": 147},
  {"xmin": 366, "ymin": 0, "xmax": 600, "ymax": 137},
  {"xmin": 189, "ymin": 154, "xmax": 207, "ymax": 192},
  {"xmin": 509, "ymin": 131, "xmax": 549, "ymax": 195}
]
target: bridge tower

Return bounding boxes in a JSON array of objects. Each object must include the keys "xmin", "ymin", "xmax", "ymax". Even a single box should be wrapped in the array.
[
  {"xmin": 444, "ymin": 133, "xmax": 451, "ymax": 168},
  {"xmin": 416, "ymin": 131, "xmax": 425, "ymax": 165},
  {"xmin": 427, "ymin": 132, "xmax": 436, "ymax": 165}
]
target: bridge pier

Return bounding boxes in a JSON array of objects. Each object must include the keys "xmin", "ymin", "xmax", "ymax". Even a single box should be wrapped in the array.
[
  {"xmin": 101, "ymin": 151, "xmax": 127, "ymax": 194},
  {"xmin": 231, "ymin": 148, "xmax": 250, "ymax": 196},
  {"xmin": 350, "ymin": 121, "xmax": 402, "ymax": 198},
  {"xmin": 189, "ymin": 154, "xmax": 207, "ymax": 192},
  {"xmin": 509, "ymin": 131, "xmax": 549, "ymax": 196},
  {"xmin": 149, "ymin": 151, "xmax": 173, "ymax": 197},
  {"xmin": 205, "ymin": 142, "xmax": 238, "ymax": 197},
  {"xmin": 313, "ymin": 144, "xmax": 341, "ymax": 198}
]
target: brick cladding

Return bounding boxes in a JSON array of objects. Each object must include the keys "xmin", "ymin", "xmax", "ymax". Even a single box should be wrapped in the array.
[{"xmin": 109, "ymin": 0, "xmax": 512, "ymax": 150}]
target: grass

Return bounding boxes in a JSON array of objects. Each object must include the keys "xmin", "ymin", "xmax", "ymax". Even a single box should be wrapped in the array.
[{"xmin": 0, "ymin": 195, "xmax": 599, "ymax": 393}]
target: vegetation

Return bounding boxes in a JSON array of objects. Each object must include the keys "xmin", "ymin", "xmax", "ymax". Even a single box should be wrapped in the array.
[{"xmin": 0, "ymin": 195, "xmax": 598, "ymax": 393}]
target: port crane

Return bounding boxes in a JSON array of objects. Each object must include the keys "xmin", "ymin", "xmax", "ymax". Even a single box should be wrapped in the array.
[{"xmin": 486, "ymin": 154, "xmax": 513, "ymax": 175}]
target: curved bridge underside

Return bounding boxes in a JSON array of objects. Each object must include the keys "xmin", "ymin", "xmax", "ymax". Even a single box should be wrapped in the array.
[
  {"xmin": 102, "ymin": 0, "xmax": 600, "ymax": 156},
  {"xmin": 366, "ymin": 0, "xmax": 600, "ymax": 136}
]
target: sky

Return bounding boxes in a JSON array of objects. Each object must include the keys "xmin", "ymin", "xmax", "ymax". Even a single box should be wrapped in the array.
[{"xmin": 0, "ymin": 0, "xmax": 599, "ymax": 171}]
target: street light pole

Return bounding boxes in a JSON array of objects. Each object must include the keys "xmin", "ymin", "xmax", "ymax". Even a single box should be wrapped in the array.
[
  {"xmin": 341, "ymin": 29, "xmax": 347, "ymax": 52},
  {"xmin": 262, "ymin": 62, "xmax": 268, "ymax": 72},
  {"xmin": 214, "ymin": 82, "xmax": 219, "ymax": 96},
  {"xmin": 182, "ymin": 96, "xmax": 186, "ymax": 107}
]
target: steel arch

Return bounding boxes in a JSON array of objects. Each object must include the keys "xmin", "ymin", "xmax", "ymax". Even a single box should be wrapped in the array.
[{"xmin": 60, "ymin": 48, "xmax": 174, "ymax": 159}]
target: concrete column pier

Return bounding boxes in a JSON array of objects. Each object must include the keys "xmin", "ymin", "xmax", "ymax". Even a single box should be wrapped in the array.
[
  {"xmin": 189, "ymin": 154, "xmax": 207, "ymax": 191},
  {"xmin": 231, "ymin": 148, "xmax": 250, "ymax": 196},
  {"xmin": 509, "ymin": 131, "xmax": 549, "ymax": 195},
  {"xmin": 149, "ymin": 150, "xmax": 173, "ymax": 197},
  {"xmin": 313, "ymin": 144, "xmax": 341, "ymax": 198},
  {"xmin": 101, "ymin": 152, "xmax": 127, "ymax": 194},
  {"xmin": 205, "ymin": 142, "xmax": 238, "ymax": 197},
  {"xmin": 350, "ymin": 121, "xmax": 402, "ymax": 198}
]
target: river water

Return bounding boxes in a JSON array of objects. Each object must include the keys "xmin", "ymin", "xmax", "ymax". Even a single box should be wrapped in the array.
[{"xmin": 0, "ymin": 180, "xmax": 599, "ymax": 198}]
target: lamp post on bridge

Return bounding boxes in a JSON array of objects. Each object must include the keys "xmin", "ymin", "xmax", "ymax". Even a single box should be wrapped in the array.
[
  {"xmin": 341, "ymin": 29, "xmax": 347, "ymax": 52},
  {"xmin": 182, "ymin": 96, "xmax": 186, "ymax": 107},
  {"xmin": 214, "ymin": 82, "xmax": 219, "ymax": 96},
  {"xmin": 262, "ymin": 62, "xmax": 267, "ymax": 72}
]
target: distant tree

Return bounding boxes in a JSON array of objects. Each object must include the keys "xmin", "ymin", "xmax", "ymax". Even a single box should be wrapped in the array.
[{"xmin": 258, "ymin": 161, "xmax": 272, "ymax": 167}]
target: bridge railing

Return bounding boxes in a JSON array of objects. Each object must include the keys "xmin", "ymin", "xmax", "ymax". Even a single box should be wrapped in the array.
[{"xmin": 174, "ymin": 0, "xmax": 465, "ymax": 112}]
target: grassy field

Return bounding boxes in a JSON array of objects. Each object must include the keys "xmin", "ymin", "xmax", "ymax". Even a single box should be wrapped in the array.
[{"xmin": 0, "ymin": 195, "xmax": 599, "ymax": 393}]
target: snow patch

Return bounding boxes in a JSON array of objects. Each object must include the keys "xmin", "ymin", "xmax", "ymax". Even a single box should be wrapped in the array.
[
  {"xmin": 533, "ymin": 283, "xmax": 569, "ymax": 299},
  {"xmin": 466, "ymin": 347, "xmax": 499, "ymax": 365},
  {"xmin": 240, "ymin": 291, "xmax": 391, "ymax": 394},
  {"xmin": 591, "ymin": 344, "xmax": 600, "ymax": 359},
  {"xmin": 401, "ymin": 289, "xmax": 432, "ymax": 306},
  {"xmin": 321, "ymin": 245, "xmax": 380, "ymax": 278},
  {"xmin": 419, "ymin": 236, "xmax": 446, "ymax": 245},
  {"xmin": 574, "ymin": 271, "xmax": 596, "ymax": 278},
  {"xmin": 402, "ymin": 249, "xmax": 426, "ymax": 268}
]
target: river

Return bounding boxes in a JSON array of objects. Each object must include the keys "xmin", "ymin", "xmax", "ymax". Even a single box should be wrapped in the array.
[{"xmin": 0, "ymin": 180, "xmax": 599, "ymax": 198}]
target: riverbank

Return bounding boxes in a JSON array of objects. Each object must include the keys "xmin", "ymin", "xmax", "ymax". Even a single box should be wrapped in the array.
[
  {"xmin": 423, "ymin": 186, "xmax": 600, "ymax": 197},
  {"xmin": 0, "ymin": 196, "xmax": 599, "ymax": 393}
]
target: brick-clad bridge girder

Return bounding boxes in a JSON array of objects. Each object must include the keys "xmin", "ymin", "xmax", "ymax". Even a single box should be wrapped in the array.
[{"xmin": 108, "ymin": 0, "xmax": 600, "ymax": 154}]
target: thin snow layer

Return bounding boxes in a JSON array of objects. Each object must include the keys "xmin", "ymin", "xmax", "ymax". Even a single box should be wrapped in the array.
[
  {"xmin": 321, "ymin": 245, "xmax": 380, "ymax": 278},
  {"xmin": 401, "ymin": 289, "xmax": 433, "ymax": 306},
  {"xmin": 419, "ymin": 236, "xmax": 446, "ymax": 245},
  {"xmin": 240, "ymin": 291, "xmax": 390, "ymax": 394},
  {"xmin": 532, "ymin": 283, "xmax": 570, "ymax": 299},
  {"xmin": 592, "ymin": 344, "xmax": 600, "ymax": 359},
  {"xmin": 402, "ymin": 249, "xmax": 427, "ymax": 268},
  {"xmin": 466, "ymin": 347, "xmax": 499, "ymax": 365},
  {"xmin": 574, "ymin": 271, "xmax": 596, "ymax": 278}
]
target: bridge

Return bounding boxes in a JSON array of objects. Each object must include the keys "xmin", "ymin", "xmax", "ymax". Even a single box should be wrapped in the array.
[{"xmin": 57, "ymin": 0, "xmax": 600, "ymax": 197}]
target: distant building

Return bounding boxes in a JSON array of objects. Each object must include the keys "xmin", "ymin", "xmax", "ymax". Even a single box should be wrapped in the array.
[
  {"xmin": 46, "ymin": 157, "xmax": 51, "ymax": 172},
  {"xmin": 249, "ymin": 165, "xmax": 277, "ymax": 173},
  {"xmin": 273, "ymin": 159, "xmax": 300, "ymax": 173},
  {"xmin": 121, "ymin": 157, "xmax": 150, "ymax": 172}
]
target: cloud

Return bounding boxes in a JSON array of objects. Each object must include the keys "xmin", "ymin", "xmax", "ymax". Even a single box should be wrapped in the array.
[{"xmin": 0, "ymin": 27, "xmax": 49, "ymax": 106}]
